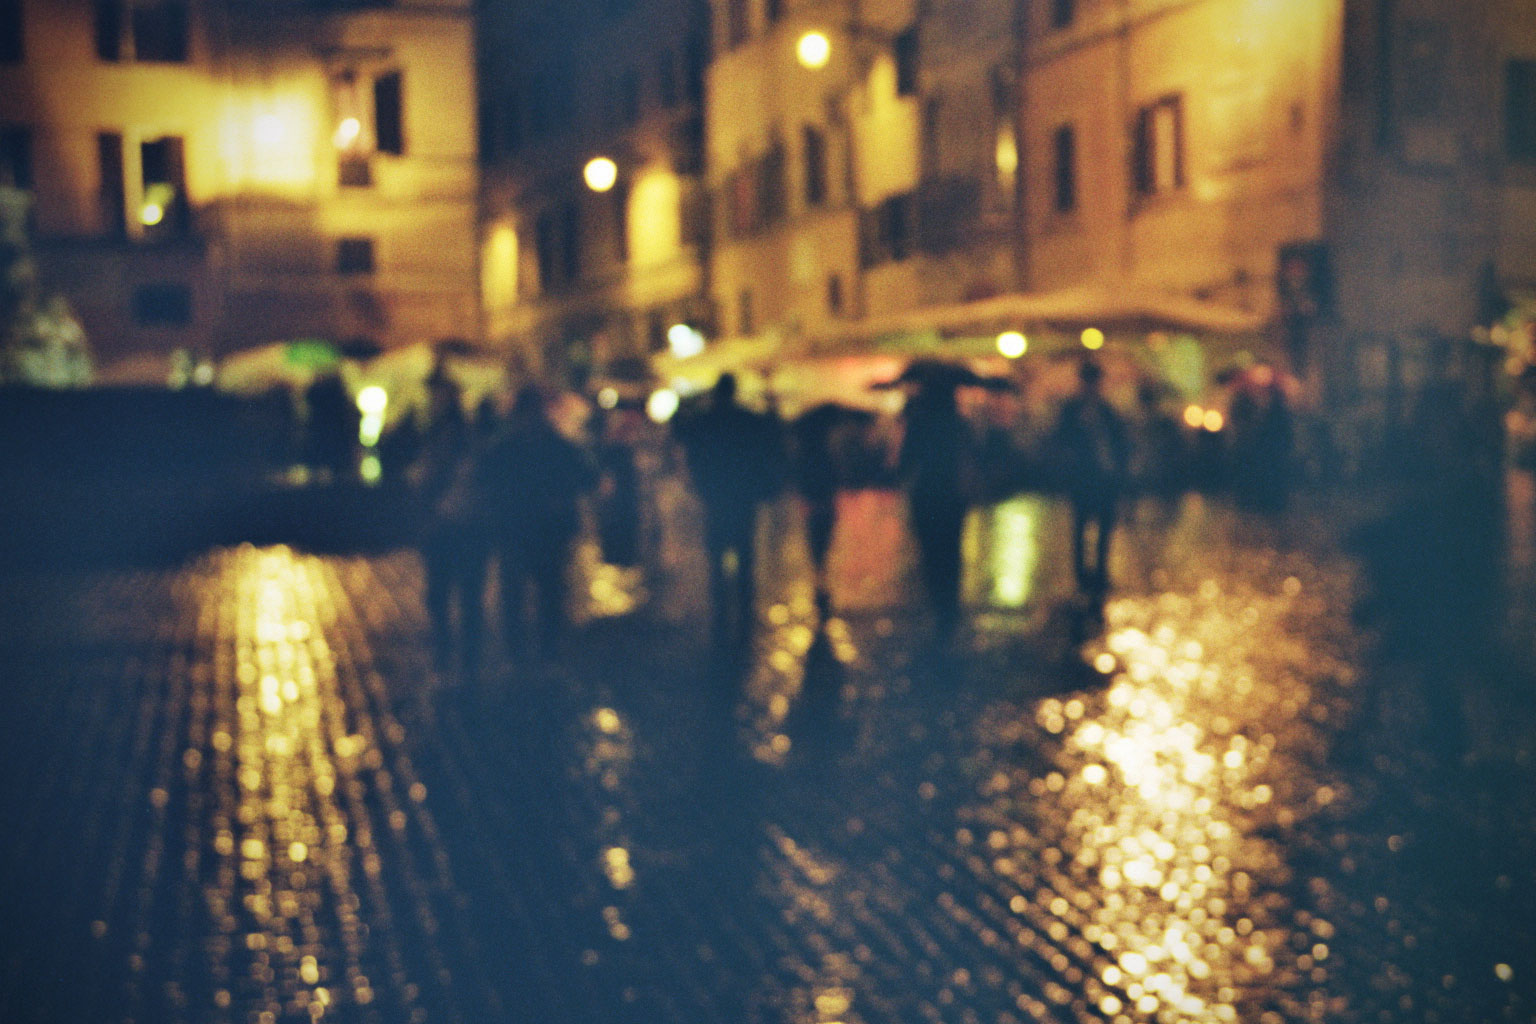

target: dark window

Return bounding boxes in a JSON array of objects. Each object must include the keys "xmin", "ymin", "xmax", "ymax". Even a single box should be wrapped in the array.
[
  {"xmin": 802, "ymin": 125, "xmax": 827, "ymax": 207},
  {"xmin": 1052, "ymin": 123, "xmax": 1076, "ymax": 212},
  {"xmin": 612, "ymin": 182, "xmax": 629, "ymax": 262},
  {"xmin": 338, "ymin": 156, "xmax": 372, "ymax": 187},
  {"xmin": 560, "ymin": 200, "xmax": 581, "ymax": 283},
  {"xmin": 0, "ymin": 126, "xmax": 31, "ymax": 189},
  {"xmin": 757, "ymin": 139, "xmax": 786, "ymax": 227},
  {"xmin": 1050, "ymin": 0, "xmax": 1073, "ymax": 30},
  {"xmin": 131, "ymin": 0, "xmax": 187, "ymax": 61},
  {"xmin": 738, "ymin": 288, "xmax": 754, "ymax": 335},
  {"xmin": 535, "ymin": 212, "xmax": 559, "ymax": 289},
  {"xmin": 764, "ymin": 0, "xmax": 782, "ymax": 23},
  {"xmin": 894, "ymin": 27, "xmax": 919, "ymax": 96},
  {"xmin": 373, "ymin": 71, "xmax": 404, "ymax": 155},
  {"xmin": 140, "ymin": 135, "xmax": 187, "ymax": 236},
  {"xmin": 647, "ymin": 308, "xmax": 667, "ymax": 352},
  {"xmin": 921, "ymin": 96, "xmax": 942, "ymax": 177},
  {"xmin": 1132, "ymin": 94, "xmax": 1184, "ymax": 197},
  {"xmin": 1507, "ymin": 59, "xmax": 1536, "ymax": 163},
  {"xmin": 336, "ymin": 237, "xmax": 375, "ymax": 274},
  {"xmin": 726, "ymin": 0, "xmax": 748, "ymax": 49},
  {"xmin": 1, "ymin": 0, "xmax": 22, "ymax": 62},
  {"xmin": 94, "ymin": 0, "xmax": 122, "ymax": 60},
  {"xmin": 97, "ymin": 132, "xmax": 125, "ymax": 236},
  {"xmin": 133, "ymin": 282, "xmax": 192, "ymax": 327},
  {"xmin": 861, "ymin": 193, "xmax": 914, "ymax": 266},
  {"xmin": 827, "ymin": 274, "xmax": 843, "ymax": 316}
]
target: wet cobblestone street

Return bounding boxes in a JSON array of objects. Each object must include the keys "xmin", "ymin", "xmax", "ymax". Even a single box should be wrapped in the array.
[{"xmin": 1, "ymin": 486, "xmax": 1533, "ymax": 1024}]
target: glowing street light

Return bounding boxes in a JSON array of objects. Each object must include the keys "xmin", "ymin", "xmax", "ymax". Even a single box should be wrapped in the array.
[
  {"xmin": 584, "ymin": 156, "xmax": 618, "ymax": 193},
  {"xmin": 796, "ymin": 30, "xmax": 832, "ymax": 69},
  {"xmin": 333, "ymin": 116, "xmax": 362, "ymax": 150},
  {"xmin": 996, "ymin": 331, "xmax": 1028, "ymax": 358},
  {"xmin": 1081, "ymin": 327, "xmax": 1105, "ymax": 350},
  {"xmin": 667, "ymin": 323, "xmax": 705, "ymax": 359}
]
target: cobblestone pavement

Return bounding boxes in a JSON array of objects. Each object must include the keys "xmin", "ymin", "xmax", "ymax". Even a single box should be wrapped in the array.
[{"xmin": 1, "ymin": 484, "xmax": 1533, "ymax": 1024}]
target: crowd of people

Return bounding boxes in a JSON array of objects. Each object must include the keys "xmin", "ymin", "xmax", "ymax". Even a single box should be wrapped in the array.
[{"xmin": 403, "ymin": 353, "xmax": 1312, "ymax": 683}]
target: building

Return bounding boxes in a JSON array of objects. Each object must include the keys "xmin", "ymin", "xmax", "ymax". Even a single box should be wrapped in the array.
[
  {"xmin": 476, "ymin": 0, "xmax": 712, "ymax": 386},
  {"xmin": 699, "ymin": 0, "xmax": 1536, "ymax": 422},
  {"xmin": 0, "ymin": 0, "xmax": 478, "ymax": 374}
]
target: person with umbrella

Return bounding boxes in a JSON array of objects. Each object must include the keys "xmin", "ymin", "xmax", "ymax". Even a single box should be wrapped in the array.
[
  {"xmin": 892, "ymin": 359, "xmax": 994, "ymax": 643},
  {"xmin": 1050, "ymin": 358, "xmax": 1130, "ymax": 595}
]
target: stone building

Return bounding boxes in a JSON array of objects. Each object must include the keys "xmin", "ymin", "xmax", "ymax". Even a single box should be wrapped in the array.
[{"xmin": 0, "ymin": 0, "xmax": 478, "ymax": 373}]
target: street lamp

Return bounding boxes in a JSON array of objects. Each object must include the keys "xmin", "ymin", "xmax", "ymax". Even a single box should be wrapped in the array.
[
  {"xmin": 584, "ymin": 156, "xmax": 618, "ymax": 193},
  {"xmin": 796, "ymin": 30, "xmax": 832, "ymax": 69}
]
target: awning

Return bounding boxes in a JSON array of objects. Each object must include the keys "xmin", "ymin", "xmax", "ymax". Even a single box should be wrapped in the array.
[{"xmin": 805, "ymin": 285, "xmax": 1270, "ymax": 356}]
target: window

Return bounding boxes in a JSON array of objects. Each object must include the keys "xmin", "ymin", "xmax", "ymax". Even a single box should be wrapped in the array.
[
  {"xmin": 726, "ymin": 0, "xmax": 748, "ymax": 49},
  {"xmin": 560, "ymin": 201, "xmax": 581, "ymax": 283},
  {"xmin": 373, "ymin": 71, "xmax": 404, "ymax": 155},
  {"xmin": 802, "ymin": 125, "xmax": 827, "ymax": 207},
  {"xmin": 98, "ymin": 133, "xmax": 125, "ymax": 236},
  {"xmin": 738, "ymin": 288, "xmax": 755, "ymax": 335},
  {"xmin": 757, "ymin": 140, "xmax": 787, "ymax": 227},
  {"xmin": 1508, "ymin": 59, "xmax": 1536, "ymax": 163},
  {"xmin": 1050, "ymin": 0, "xmax": 1073, "ymax": 30},
  {"xmin": 827, "ymin": 274, "xmax": 844, "ymax": 316},
  {"xmin": 895, "ymin": 27, "xmax": 919, "ymax": 97},
  {"xmin": 139, "ymin": 136, "xmax": 187, "ymax": 237},
  {"xmin": 1132, "ymin": 94, "xmax": 1184, "ymax": 198},
  {"xmin": 861, "ymin": 193, "xmax": 914, "ymax": 266},
  {"xmin": 764, "ymin": 0, "xmax": 782, "ymax": 23},
  {"xmin": 1052, "ymin": 123, "xmax": 1076, "ymax": 213},
  {"xmin": 95, "ymin": 0, "xmax": 188, "ymax": 62},
  {"xmin": 0, "ymin": 126, "xmax": 31, "ymax": 189},
  {"xmin": 2, "ymin": 0, "xmax": 22, "ymax": 62},
  {"xmin": 338, "ymin": 156, "xmax": 372, "ymax": 187},
  {"xmin": 133, "ymin": 283, "xmax": 192, "ymax": 327},
  {"xmin": 336, "ymin": 237, "xmax": 375, "ymax": 275}
]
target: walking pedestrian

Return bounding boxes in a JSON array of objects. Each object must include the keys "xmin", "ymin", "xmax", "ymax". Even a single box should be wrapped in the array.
[
  {"xmin": 790, "ymin": 403, "xmax": 852, "ymax": 618},
  {"xmin": 1051, "ymin": 359, "xmax": 1129, "ymax": 595},
  {"xmin": 413, "ymin": 370, "xmax": 492, "ymax": 682},
  {"xmin": 674, "ymin": 373, "xmax": 785, "ymax": 649},
  {"xmin": 481, "ymin": 385, "xmax": 597, "ymax": 659},
  {"xmin": 898, "ymin": 374, "xmax": 979, "ymax": 642}
]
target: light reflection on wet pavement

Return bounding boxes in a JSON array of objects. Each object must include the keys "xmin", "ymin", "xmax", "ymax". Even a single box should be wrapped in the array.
[{"xmin": 1, "ymin": 487, "xmax": 1533, "ymax": 1023}]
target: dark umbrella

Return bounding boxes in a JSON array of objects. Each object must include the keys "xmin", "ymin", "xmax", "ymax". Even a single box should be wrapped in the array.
[
  {"xmin": 432, "ymin": 336, "xmax": 478, "ymax": 358},
  {"xmin": 339, "ymin": 336, "xmax": 384, "ymax": 361},
  {"xmin": 872, "ymin": 357, "xmax": 1016, "ymax": 392}
]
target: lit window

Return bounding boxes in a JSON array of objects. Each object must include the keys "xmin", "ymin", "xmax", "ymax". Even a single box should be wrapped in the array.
[{"xmin": 1133, "ymin": 94, "xmax": 1184, "ymax": 198}]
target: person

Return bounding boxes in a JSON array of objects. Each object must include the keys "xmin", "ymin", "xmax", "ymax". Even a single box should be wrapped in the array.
[
  {"xmin": 1228, "ymin": 366, "xmax": 1294, "ymax": 513},
  {"xmin": 1051, "ymin": 359, "xmax": 1130, "ymax": 595},
  {"xmin": 413, "ymin": 372, "xmax": 491, "ymax": 681},
  {"xmin": 481, "ymin": 385, "xmax": 597, "ymax": 659},
  {"xmin": 674, "ymin": 373, "xmax": 785, "ymax": 649},
  {"xmin": 899, "ymin": 380, "xmax": 978, "ymax": 641},
  {"xmin": 302, "ymin": 372, "xmax": 358, "ymax": 481},
  {"xmin": 593, "ymin": 405, "xmax": 643, "ymax": 567},
  {"xmin": 790, "ymin": 404, "xmax": 849, "ymax": 618}
]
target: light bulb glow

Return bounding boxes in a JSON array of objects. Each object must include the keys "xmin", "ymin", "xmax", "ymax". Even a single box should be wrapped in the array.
[
  {"xmin": 797, "ymin": 31, "xmax": 832, "ymax": 69},
  {"xmin": 997, "ymin": 331, "xmax": 1028, "ymax": 358},
  {"xmin": 584, "ymin": 156, "xmax": 619, "ymax": 193}
]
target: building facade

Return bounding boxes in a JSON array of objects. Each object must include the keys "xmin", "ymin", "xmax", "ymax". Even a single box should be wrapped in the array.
[
  {"xmin": 476, "ymin": 0, "xmax": 712, "ymax": 385},
  {"xmin": 0, "ymin": 0, "xmax": 478, "ymax": 372},
  {"xmin": 700, "ymin": 0, "xmax": 1536, "ymax": 413}
]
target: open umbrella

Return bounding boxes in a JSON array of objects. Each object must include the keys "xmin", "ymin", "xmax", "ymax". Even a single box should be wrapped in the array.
[{"xmin": 872, "ymin": 357, "xmax": 1017, "ymax": 392}]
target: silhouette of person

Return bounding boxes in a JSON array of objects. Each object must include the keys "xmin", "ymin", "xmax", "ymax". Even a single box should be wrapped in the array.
[
  {"xmin": 481, "ymin": 386, "xmax": 596, "ymax": 658},
  {"xmin": 1229, "ymin": 366, "xmax": 1294, "ymax": 513},
  {"xmin": 674, "ymin": 373, "xmax": 785, "ymax": 648},
  {"xmin": 791, "ymin": 404, "xmax": 849, "ymax": 617},
  {"xmin": 1052, "ymin": 360, "xmax": 1129, "ymax": 595},
  {"xmin": 302, "ymin": 372, "xmax": 358, "ymax": 481},
  {"xmin": 414, "ymin": 370, "xmax": 491, "ymax": 681},
  {"xmin": 899, "ymin": 380, "xmax": 977, "ymax": 641}
]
